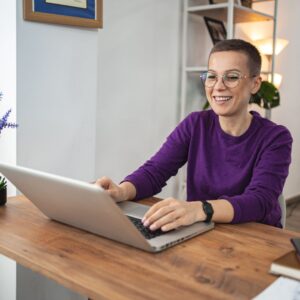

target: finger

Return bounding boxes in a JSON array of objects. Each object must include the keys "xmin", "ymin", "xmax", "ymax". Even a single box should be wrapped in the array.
[
  {"xmin": 149, "ymin": 210, "xmax": 182, "ymax": 231},
  {"xmin": 161, "ymin": 218, "xmax": 183, "ymax": 232},
  {"xmin": 142, "ymin": 198, "xmax": 174, "ymax": 221},
  {"xmin": 144, "ymin": 205, "xmax": 177, "ymax": 227},
  {"xmin": 160, "ymin": 208, "xmax": 198, "ymax": 231},
  {"xmin": 95, "ymin": 177, "xmax": 112, "ymax": 189}
]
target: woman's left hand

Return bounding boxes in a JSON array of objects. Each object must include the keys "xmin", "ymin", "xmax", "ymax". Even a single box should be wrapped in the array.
[{"xmin": 142, "ymin": 198, "xmax": 206, "ymax": 232}]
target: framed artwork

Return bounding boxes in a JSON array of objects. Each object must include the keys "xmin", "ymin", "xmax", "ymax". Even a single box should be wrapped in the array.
[
  {"xmin": 23, "ymin": 0, "xmax": 103, "ymax": 28},
  {"xmin": 241, "ymin": 0, "xmax": 252, "ymax": 8},
  {"xmin": 204, "ymin": 17, "xmax": 227, "ymax": 44}
]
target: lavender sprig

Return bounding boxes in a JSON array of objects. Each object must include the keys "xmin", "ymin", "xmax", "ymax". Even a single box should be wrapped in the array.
[
  {"xmin": 4, "ymin": 123, "xmax": 18, "ymax": 129},
  {"xmin": 0, "ymin": 92, "xmax": 18, "ymax": 135},
  {"xmin": 0, "ymin": 109, "xmax": 12, "ymax": 134}
]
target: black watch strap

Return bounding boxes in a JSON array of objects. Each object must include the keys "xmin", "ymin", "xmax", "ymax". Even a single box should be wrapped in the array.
[{"xmin": 202, "ymin": 201, "xmax": 214, "ymax": 223}]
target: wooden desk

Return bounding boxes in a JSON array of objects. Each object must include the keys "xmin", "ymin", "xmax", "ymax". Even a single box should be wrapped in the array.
[{"xmin": 0, "ymin": 196, "xmax": 299, "ymax": 300}]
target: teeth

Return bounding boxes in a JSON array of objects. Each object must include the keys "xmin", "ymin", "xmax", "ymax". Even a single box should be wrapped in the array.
[{"xmin": 214, "ymin": 96, "xmax": 231, "ymax": 101}]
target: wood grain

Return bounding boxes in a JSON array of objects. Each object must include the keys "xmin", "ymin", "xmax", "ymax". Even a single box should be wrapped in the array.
[{"xmin": 1, "ymin": 196, "xmax": 300, "ymax": 300}]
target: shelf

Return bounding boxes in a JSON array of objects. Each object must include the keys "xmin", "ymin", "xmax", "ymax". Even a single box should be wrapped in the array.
[{"xmin": 187, "ymin": 3, "xmax": 274, "ymax": 23}]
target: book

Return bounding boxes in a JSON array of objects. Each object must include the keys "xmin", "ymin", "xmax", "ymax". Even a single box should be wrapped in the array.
[{"xmin": 270, "ymin": 251, "xmax": 300, "ymax": 280}]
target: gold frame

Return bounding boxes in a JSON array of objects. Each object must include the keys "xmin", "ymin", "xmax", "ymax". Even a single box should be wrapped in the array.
[{"xmin": 23, "ymin": 0, "xmax": 103, "ymax": 28}]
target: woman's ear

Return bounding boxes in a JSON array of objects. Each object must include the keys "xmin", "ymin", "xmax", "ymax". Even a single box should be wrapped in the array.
[{"xmin": 251, "ymin": 75, "xmax": 262, "ymax": 94}]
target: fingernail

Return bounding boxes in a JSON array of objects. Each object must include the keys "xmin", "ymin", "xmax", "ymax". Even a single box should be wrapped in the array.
[
  {"xmin": 143, "ymin": 220, "xmax": 149, "ymax": 227},
  {"xmin": 150, "ymin": 224, "xmax": 156, "ymax": 231},
  {"xmin": 141, "ymin": 217, "xmax": 145, "ymax": 223}
]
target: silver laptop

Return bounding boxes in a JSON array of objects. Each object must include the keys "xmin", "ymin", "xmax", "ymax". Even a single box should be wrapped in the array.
[{"xmin": 0, "ymin": 163, "xmax": 214, "ymax": 252}]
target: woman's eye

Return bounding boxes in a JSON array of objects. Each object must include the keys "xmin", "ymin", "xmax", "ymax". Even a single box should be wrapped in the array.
[
  {"xmin": 226, "ymin": 74, "xmax": 239, "ymax": 81},
  {"xmin": 207, "ymin": 74, "xmax": 217, "ymax": 80}
]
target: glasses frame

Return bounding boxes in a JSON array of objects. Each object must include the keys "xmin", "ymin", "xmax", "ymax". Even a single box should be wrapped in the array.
[{"xmin": 200, "ymin": 71, "xmax": 257, "ymax": 89}]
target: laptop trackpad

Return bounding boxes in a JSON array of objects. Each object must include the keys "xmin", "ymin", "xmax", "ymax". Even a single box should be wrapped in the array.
[{"xmin": 118, "ymin": 201, "xmax": 150, "ymax": 219}]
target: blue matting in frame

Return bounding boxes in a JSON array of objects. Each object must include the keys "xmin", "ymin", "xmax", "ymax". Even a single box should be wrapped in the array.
[{"xmin": 34, "ymin": 0, "xmax": 95, "ymax": 19}]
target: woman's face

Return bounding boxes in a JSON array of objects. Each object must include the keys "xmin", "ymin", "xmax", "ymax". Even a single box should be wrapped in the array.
[{"xmin": 205, "ymin": 51, "xmax": 261, "ymax": 118}]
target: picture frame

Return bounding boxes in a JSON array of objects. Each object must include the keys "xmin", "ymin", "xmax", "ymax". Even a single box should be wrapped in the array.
[
  {"xmin": 241, "ymin": 0, "xmax": 252, "ymax": 8},
  {"xmin": 204, "ymin": 17, "xmax": 227, "ymax": 45},
  {"xmin": 23, "ymin": 0, "xmax": 103, "ymax": 28}
]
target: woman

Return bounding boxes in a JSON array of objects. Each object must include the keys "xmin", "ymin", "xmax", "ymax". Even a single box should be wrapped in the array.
[{"xmin": 96, "ymin": 39, "xmax": 292, "ymax": 230}]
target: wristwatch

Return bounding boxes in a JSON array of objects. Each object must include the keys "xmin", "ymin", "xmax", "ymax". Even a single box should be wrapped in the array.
[{"xmin": 202, "ymin": 201, "xmax": 214, "ymax": 223}]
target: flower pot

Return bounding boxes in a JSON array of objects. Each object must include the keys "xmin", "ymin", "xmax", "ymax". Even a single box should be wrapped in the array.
[{"xmin": 0, "ymin": 187, "xmax": 7, "ymax": 206}]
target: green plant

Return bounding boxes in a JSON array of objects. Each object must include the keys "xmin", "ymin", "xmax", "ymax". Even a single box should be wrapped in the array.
[
  {"xmin": 0, "ymin": 176, "xmax": 7, "ymax": 190},
  {"xmin": 249, "ymin": 81, "xmax": 280, "ymax": 109},
  {"xmin": 202, "ymin": 81, "xmax": 280, "ymax": 110}
]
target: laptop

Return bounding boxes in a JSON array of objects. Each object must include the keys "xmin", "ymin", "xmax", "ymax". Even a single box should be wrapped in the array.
[{"xmin": 0, "ymin": 163, "xmax": 214, "ymax": 252}]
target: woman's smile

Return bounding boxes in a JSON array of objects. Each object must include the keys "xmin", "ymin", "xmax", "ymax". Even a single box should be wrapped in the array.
[{"xmin": 212, "ymin": 95, "xmax": 233, "ymax": 104}]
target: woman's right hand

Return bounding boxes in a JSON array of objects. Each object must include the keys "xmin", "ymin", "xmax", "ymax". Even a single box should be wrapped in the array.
[{"xmin": 94, "ymin": 177, "xmax": 136, "ymax": 202}]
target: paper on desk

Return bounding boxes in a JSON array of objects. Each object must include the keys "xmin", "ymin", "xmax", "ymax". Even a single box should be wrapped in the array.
[{"xmin": 253, "ymin": 277, "xmax": 300, "ymax": 300}]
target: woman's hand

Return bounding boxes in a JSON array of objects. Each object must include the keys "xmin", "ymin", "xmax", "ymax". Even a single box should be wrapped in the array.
[
  {"xmin": 142, "ymin": 198, "xmax": 206, "ymax": 232},
  {"xmin": 94, "ymin": 177, "xmax": 136, "ymax": 202}
]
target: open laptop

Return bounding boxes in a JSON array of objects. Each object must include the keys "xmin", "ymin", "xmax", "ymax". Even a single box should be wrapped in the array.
[{"xmin": 0, "ymin": 163, "xmax": 214, "ymax": 252}]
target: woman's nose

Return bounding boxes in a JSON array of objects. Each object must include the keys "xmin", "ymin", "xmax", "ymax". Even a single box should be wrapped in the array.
[{"xmin": 214, "ymin": 76, "xmax": 226, "ymax": 90}]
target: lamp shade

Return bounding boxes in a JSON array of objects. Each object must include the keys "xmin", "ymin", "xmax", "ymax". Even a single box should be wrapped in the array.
[
  {"xmin": 255, "ymin": 38, "xmax": 289, "ymax": 56},
  {"xmin": 268, "ymin": 73, "xmax": 282, "ymax": 88}
]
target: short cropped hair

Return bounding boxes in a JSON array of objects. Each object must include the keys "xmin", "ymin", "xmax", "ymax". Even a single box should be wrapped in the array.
[{"xmin": 209, "ymin": 39, "xmax": 261, "ymax": 76}]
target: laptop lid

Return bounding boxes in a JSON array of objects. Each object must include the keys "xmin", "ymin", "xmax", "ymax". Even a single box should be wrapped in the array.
[{"xmin": 0, "ymin": 163, "xmax": 153, "ymax": 251}]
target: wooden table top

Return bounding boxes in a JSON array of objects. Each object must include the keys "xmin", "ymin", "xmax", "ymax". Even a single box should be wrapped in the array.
[{"xmin": 0, "ymin": 196, "xmax": 299, "ymax": 300}]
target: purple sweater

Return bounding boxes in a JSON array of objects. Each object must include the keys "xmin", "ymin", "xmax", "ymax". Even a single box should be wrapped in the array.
[{"xmin": 124, "ymin": 110, "xmax": 292, "ymax": 227}]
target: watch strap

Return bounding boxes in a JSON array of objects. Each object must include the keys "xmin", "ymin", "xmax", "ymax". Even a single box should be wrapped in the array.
[{"xmin": 202, "ymin": 200, "xmax": 214, "ymax": 223}]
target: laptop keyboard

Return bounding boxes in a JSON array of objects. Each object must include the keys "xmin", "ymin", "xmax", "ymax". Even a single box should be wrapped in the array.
[{"xmin": 127, "ymin": 216, "xmax": 166, "ymax": 240}]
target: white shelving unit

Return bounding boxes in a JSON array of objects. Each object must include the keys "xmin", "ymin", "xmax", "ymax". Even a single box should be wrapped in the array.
[
  {"xmin": 176, "ymin": 0, "xmax": 278, "ymax": 198},
  {"xmin": 180, "ymin": 0, "xmax": 278, "ymax": 119}
]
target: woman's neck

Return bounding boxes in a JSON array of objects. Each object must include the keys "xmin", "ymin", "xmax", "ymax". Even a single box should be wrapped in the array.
[{"xmin": 218, "ymin": 112, "xmax": 253, "ymax": 137}]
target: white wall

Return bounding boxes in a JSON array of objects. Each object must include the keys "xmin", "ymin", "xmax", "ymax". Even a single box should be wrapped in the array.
[
  {"xmin": 17, "ymin": 3, "xmax": 98, "ymax": 182},
  {"xmin": 96, "ymin": 0, "xmax": 181, "ymax": 198},
  {"xmin": 272, "ymin": 0, "xmax": 300, "ymax": 199},
  {"xmin": 0, "ymin": 1, "xmax": 17, "ymax": 299}
]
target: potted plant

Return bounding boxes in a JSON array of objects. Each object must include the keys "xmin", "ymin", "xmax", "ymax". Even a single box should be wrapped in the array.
[
  {"xmin": 249, "ymin": 80, "xmax": 280, "ymax": 109},
  {"xmin": 0, "ymin": 91, "xmax": 18, "ymax": 206},
  {"xmin": 0, "ymin": 176, "xmax": 7, "ymax": 205},
  {"xmin": 202, "ymin": 80, "xmax": 280, "ymax": 112}
]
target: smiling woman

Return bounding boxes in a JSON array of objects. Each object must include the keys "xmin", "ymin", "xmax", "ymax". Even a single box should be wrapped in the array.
[
  {"xmin": 95, "ymin": 39, "xmax": 293, "ymax": 231},
  {"xmin": 204, "ymin": 51, "xmax": 261, "ymax": 123},
  {"xmin": 23, "ymin": 0, "xmax": 102, "ymax": 28}
]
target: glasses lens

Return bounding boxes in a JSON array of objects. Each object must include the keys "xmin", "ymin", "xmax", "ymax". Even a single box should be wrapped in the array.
[
  {"xmin": 201, "ymin": 72, "xmax": 217, "ymax": 87},
  {"xmin": 223, "ymin": 72, "xmax": 241, "ymax": 88}
]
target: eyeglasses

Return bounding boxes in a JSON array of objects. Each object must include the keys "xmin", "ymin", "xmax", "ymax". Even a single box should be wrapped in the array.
[{"xmin": 200, "ymin": 71, "xmax": 257, "ymax": 89}]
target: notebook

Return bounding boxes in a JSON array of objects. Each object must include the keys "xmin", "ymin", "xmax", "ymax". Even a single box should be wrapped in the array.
[{"xmin": 270, "ymin": 250, "xmax": 300, "ymax": 280}]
